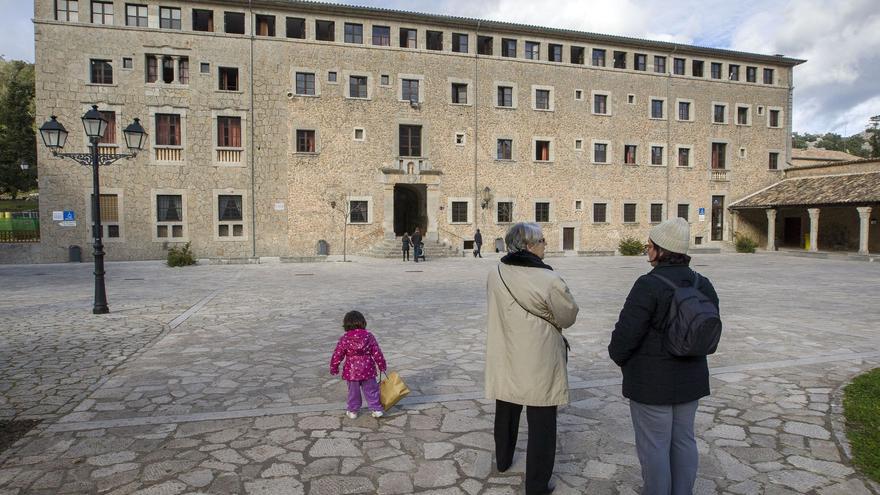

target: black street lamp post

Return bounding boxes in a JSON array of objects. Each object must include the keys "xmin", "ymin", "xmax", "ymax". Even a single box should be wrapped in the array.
[{"xmin": 39, "ymin": 105, "xmax": 147, "ymax": 314}]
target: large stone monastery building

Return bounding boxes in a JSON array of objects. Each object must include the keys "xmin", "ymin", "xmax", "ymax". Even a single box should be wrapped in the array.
[{"xmin": 34, "ymin": 0, "xmax": 804, "ymax": 261}]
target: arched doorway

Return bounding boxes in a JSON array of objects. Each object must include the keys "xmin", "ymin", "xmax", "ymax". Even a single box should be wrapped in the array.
[{"xmin": 394, "ymin": 184, "xmax": 427, "ymax": 236}]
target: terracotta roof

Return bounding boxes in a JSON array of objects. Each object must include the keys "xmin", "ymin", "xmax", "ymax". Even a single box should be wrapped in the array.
[
  {"xmin": 791, "ymin": 148, "xmax": 863, "ymax": 162},
  {"xmin": 730, "ymin": 172, "xmax": 880, "ymax": 209}
]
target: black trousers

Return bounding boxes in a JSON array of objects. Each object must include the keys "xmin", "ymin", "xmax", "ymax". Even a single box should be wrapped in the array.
[
  {"xmin": 494, "ymin": 399, "xmax": 557, "ymax": 494},
  {"xmin": 402, "ymin": 248, "xmax": 409, "ymax": 261},
  {"xmin": 474, "ymin": 244, "xmax": 482, "ymax": 257}
]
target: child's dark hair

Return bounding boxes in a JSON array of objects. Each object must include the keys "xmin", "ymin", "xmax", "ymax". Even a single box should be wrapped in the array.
[{"xmin": 343, "ymin": 310, "xmax": 367, "ymax": 331}]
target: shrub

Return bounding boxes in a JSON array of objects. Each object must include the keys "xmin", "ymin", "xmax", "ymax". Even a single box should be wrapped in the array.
[
  {"xmin": 844, "ymin": 367, "xmax": 880, "ymax": 482},
  {"xmin": 618, "ymin": 236, "xmax": 645, "ymax": 256},
  {"xmin": 167, "ymin": 242, "xmax": 197, "ymax": 267},
  {"xmin": 734, "ymin": 233, "xmax": 758, "ymax": 253}
]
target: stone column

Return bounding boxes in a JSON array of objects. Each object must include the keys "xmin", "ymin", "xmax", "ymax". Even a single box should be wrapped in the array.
[
  {"xmin": 170, "ymin": 56, "xmax": 179, "ymax": 84},
  {"xmin": 808, "ymin": 208, "xmax": 820, "ymax": 252},
  {"xmin": 857, "ymin": 206, "xmax": 872, "ymax": 255},
  {"xmin": 730, "ymin": 210, "xmax": 739, "ymax": 242},
  {"xmin": 766, "ymin": 209, "xmax": 777, "ymax": 251},
  {"xmin": 382, "ymin": 184, "xmax": 394, "ymax": 239}
]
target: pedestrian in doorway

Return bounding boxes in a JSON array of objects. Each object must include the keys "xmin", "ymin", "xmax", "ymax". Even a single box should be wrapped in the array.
[
  {"xmin": 474, "ymin": 228, "xmax": 483, "ymax": 258},
  {"xmin": 411, "ymin": 228, "xmax": 422, "ymax": 262},
  {"xmin": 485, "ymin": 222, "xmax": 579, "ymax": 495},
  {"xmin": 330, "ymin": 310, "xmax": 387, "ymax": 419},
  {"xmin": 609, "ymin": 218, "xmax": 720, "ymax": 495},
  {"xmin": 401, "ymin": 232, "xmax": 411, "ymax": 261}
]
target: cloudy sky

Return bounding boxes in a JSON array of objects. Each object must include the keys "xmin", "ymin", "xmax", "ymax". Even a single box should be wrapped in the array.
[{"xmin": 2, "ymin": 0, "xmax": 878, "ymax": 135}]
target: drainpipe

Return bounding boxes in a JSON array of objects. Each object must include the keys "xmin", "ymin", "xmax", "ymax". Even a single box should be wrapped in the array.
[
  {"xmin": 786, "ymin": 77, "xmax": 794, "ymax": 169},
  {"xmin": 249, "ymin": 0, "xmax": 257, "ymax": 258},
  {"xmin": 473, "ymin": 20, "xmax": 481, "ymax": 229},
  {"xmin": 666, "ymin": 46, "xmax": 677, "ymax": 221}
]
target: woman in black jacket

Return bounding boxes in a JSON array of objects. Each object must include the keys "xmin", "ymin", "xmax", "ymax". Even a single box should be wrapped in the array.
[{"xmin": 609, "ymin": 218, "xmax": 719, "ymax": 495}]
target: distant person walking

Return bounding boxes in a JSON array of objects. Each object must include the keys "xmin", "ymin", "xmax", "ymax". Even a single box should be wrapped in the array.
[
  {"xmin": 485, "ymin": 222, "xmax": 579, "ymax": 495},
  {"xmin": 609, "ymin": 218, "xmax": 720, "ymax": 495},
  {"xmin": 411, "ymin": 228, "xmax": 422, "ymax": 262},
  {"xmin": 474, "ymin": 229, "xmax": 483, "ymax": 258},
  {"xmin": 401, "ymin": 232, "xmax": 411, "ymax": 261}
]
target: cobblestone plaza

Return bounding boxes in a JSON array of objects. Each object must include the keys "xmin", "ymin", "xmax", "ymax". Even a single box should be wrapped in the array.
[{"xmin": 1, "ymin": 254, "xmax": 879, "ymax": 494}]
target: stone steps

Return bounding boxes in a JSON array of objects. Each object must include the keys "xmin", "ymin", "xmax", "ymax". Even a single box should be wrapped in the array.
[{"xmin": 363, "ymin": 238, "xmax": 461, "ymax": 259}]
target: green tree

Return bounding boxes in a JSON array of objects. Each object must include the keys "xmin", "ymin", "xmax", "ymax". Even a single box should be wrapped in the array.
[
  {"xmin": 0, "ymin": 59, "xmax": 37, "ymax": 199},
  {"xmin": 791, "ymin": 132, "xmax": 820, "ymax": 149},
  {"xmin": 844, "ymin": 135, "xmax": 870, "ymax": 158},
  {"xmin": 815, "ymin": 132, "xmax": 845, "ymax": 151},
  {"xmin": 868, "ymin": 115, "xmax": 880, "ymax": 158}
]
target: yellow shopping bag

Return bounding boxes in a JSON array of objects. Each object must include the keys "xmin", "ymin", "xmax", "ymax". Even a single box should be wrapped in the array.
[{"xmin": 379, "ymin": 371, "xmax": 410, "ymax": 410}]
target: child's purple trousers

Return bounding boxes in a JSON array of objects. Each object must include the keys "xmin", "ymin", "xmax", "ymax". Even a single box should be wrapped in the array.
[{"xmin": 347, "ymin": 379, "xmax": 382, "ymax": 412}]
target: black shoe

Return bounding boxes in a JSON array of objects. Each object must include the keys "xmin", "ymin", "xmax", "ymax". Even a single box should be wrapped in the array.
[
  {"xmin": 496, "ymin": 462, "xmax": 511, "ymax": 473},
  {"xmin": 527, "ymin": 482, "xmax": 555, "ymax": 495}
]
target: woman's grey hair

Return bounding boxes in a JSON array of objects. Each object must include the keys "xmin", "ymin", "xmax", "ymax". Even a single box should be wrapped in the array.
[{"xmin": 505, "ymin": 222, "xmax": 543, "ymax": 252}]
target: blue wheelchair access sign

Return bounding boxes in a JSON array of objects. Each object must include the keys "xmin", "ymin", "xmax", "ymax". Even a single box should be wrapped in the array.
[{"xmin": 63, "ymin": 210, "xmax": 75, "ymax": 221}]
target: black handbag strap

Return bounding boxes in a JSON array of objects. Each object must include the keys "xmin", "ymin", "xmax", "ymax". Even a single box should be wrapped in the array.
[{"xmin": 496, "ymin": 265, "xmax": 570, "ymax": 355}]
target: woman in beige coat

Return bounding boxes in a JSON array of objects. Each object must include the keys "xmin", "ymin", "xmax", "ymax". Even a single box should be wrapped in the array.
[{"xmin": 485, "ymin": 222, "xmax": 579, "ymax": 495}]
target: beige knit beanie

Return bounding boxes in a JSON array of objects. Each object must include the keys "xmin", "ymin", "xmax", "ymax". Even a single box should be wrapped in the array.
[{"xmin": 649, "ymin": 217, "xmax": 690, "ymax": 254}]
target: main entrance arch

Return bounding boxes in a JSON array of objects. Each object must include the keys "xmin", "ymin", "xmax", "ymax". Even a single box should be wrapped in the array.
[{"xmin": 393, "ymin": 184, "xmax": 427, "ymax": 236}]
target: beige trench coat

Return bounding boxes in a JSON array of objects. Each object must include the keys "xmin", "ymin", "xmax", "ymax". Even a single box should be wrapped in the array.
[{"xmin": 485, "ymin": 263, "xmax": 579, "ymax": 406}]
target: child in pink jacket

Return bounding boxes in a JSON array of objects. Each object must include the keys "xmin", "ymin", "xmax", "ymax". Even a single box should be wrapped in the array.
[{"xmin": 330, "ymin": 311, "xmax": 387, "ymax": 419}]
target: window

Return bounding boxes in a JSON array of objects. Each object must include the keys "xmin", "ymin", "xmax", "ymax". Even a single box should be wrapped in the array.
[
  {"xmin": 123, "ymin": 58, "xmax": 132, "ymax": 69},
  {"xmin": 349, "ymin": 200, "xmax": 368, "ymax": 224},
  {"xmin": 575, "ymin": 90, "xmax": 583, "ymax": 100},
  {"xmin": 399, "ymin": 125, "xmax": 421, "ymax": 157},
  {"xmin": 126, "ymin": 3, "xmax": 147, "ymax": 27},
  {"xmin": 575, "ymin": 139, "xmax": 583, "ymax": 151},
  {"xmin": 769, "ymin": 109, "xmax": 781, "ymax": 127},
  {"xmin": 315, "ymin": 20, "xmax": 334, "ymax": 41},
  {"xmin": 769, "ymin": 152, "xmax": 779, "ymax": 170},
  {"xmin": 651, "ymin": 146, "xmax": 664, "ymax": 165},
  {"xmin": 193, "ymin": 9, "xmax": 213, "ymax": 31},
  {"xmin": 713, "ymin": 104, "xmax": 727, "ymax": 124},
  {"xmin": 478, "ymin": 36, "xmax": 494, "ymax": 55},
  {"xmin": 351, "ymin": 128, "xmax": 365, "ymax": 141},
  {"xmin": 592, "ymin": 49, "xmax": 606, "ymax": 67},
  {"xmin": 710, "ymin": 62, "xmax": 722, "ymax": 79},
  {"xmin": 156, "ymin": 195, "xmax": 184, "ymax": 239},
  {"xmin": 217, "ymin": 117, "xmax": 241, "ymax": 148},
  {"xmin": 549, "ymin": 44, "xmax": 562, "ymax": 62},
  {"xmin": 497, "ymin": 139, "xmax": 512, "ymax": 160},
  {"xmin": 451, "ymin": 83, "xmax": 468, "ymax": 104},
  {"xmin": 455, "ymin": 133, "xmax": 465, "ymax": 146},
  {"xmin": 91, "ymin": 1, "xmax": 112, "ymax": 24},
  {"xmin": 623, "ymin": 203, "xmax": 637, "ymax": 223},
  {"xmin": 737, "ymin": 106, "xmax": 750, "ymax": 125},
  {"xmin": 635, "ymin": 53, "xmax": 647, "ymax": 71},
  {"xmin": 502, "ymin": 38, "xmax": 516, "ymax": 57},
  {"xmin": 593, "ymin": 94, "xmax": 608, "ymax": 114},
  {"xmin": 535, "ymin": 140, "xmax": 551, "ymax": 161},
  {"xmin": 678, "ymin": 101, "xmax": 691, "ymax": 121},
  {"xmin": 711, "ymin": 142, "xmax": 727, "ymax": 169},
  {"xmin": 451, "ymin": 201, "xmax": 468, "ymax": 223},
  {"xmin": 497, "ymin": 86, "xmax": 513, "ymax": 107},
  {"xmin": 160, "ymin": 7, "xmax": 181, "ymax": 29},
  {"xmin": 628, "ymin": 94, "xmax": 635, "ymax": 104},
  {"xmin": 217, "ymin": 195, "xmax": 244, "ymax": 237},
  {"xmin": 651, "ymin": 99, "xmax": 664, "ymax": 119},
  {"xmin": 155, "ymin": 114, "xmax": 181, "ymax": 146},
  {"xmin": 678, "ymin": 147, "xmax": 690, "ymax": 167},
  {"xmin": 535, "ymin": 89, "xmax": 551, "ymax": 110},
  {"xmin": 571, "ymin": 46, "xmax": 585, "ymax": 64},
  {"xmin": 497, "ymin": 202, "xmax": 512, "ymax": 223},
  {"xmin": 98, "ymin": 111, "xmax": 116, "ymax": 144},
  {"xmin": 219, "ymin": 67, "xmax": 238, "ymax": 91},
  {"xmin": 56, "ymin": 0, "xmax": 79, "ymax": 21},
  {"xmin": 400, "ymin": 28, "xmax": 417, "ymax": 48},
  {"xmin": 380, "ymin": 74, "xmax": 389, "ymax": 86},
  {"xmin": 178, "ymin": 59, "xmax": 189, "ymax": 85},
  {"xmin": 746, "ymin": 66, "xmax": 757, "ymax": 83},
  {"xmin": 349, "ymin": 76, "xmax": 367, "ymax": 98},
  {"xmin": 93, "ymin": 194, "xmax": 120, "ymax": 238},
  {"xmin": 328, "ymin": 71, "xmax": 337, "ymax": 83},
  {"xmin": 613, "ymin": 51, "xmax": 627, "ymax": 69},
  {"xmin": 673, "ymin": 57, "xmax": 685, "ymax": 75},
  {"xmin": 655, "ymin": 56, "xmax": 667, "ymax": 73},
  {"xmin": 763, "ymin": 68, "xmax": 774, "ymax": 84},
  {"xmin": 692, "ymin": 60, "xmax": 704, "ymax": 77},
  {"xmin": 728, "ymin": 64, "xmax": 739, "ymax": 81},
  {"xmin": 575, "ymin": 200, "xmax": 583, "ymax": 211},
  {"xmin": 296, "ymin": 130, "xmax": 315, "ymax": 153},
  {"xmin": 535, "ymin": 202, "xmax": 550, "ymax": 223},
  {"xmin": 624, "ymin": 145, "xmax": 637, "ymax": 165},
  {"xmin": 344, "ymin": 23, "xmax": 362, "ymax": 43},
  {"xmin": 525, "ymin": 41, "xmax": 540, "ymax": 60},
  {"xmin": 650, "ymin": 203, "xmax": 663, "ymax": 223},
  {"xmin": 452, "ymin": 33, "xmax": 468, "ymax": 53},
  {"xmin": 286, "ymin": 17, "xmax": 305, "ymax": 38},
  {"xmin": 677, "ymin": 204, "xmax": 689, "ymax": 221},
  {"xmin": 593, "ymin": 203, "xmax": 607, "ymax": 223},
  {"xmin": 295, "ymin": 72, "xmax": 315, "ymax": 95},
  {"xmin": 255, "ymin": 14, "xmax": 275, "ymax": 36},
  {"xmin": 594, "ymin": 143, "xmax": 608, "ymax": 163},
  {"xmin": 372, "ymin": 25, "xmax": 390, "ymax": 46},
  {"xmin": 90, "ymin": 59, "xmax": 113, "ymax": 84},
  {"xmin": 224, "ymin": 11, "xmax": 245, "ymax": 34},
  {"xmin": 401, "ymin": 79, "xmax": 419, "ymax": 102},
  {"xmin": 426, "ymin": 30, "xmax": 443, "ymax": 50}
]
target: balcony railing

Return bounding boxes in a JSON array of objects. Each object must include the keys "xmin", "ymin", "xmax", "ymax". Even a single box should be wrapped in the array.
[
  {"xmin": 709, "ymin": 168, "xmax": 729, "ymax": 181},
  {"xmin": 155, "ymin": 146, "xmax": 183, "ymax": 162},
  {"xmin": 97, "ymin": 145, "xmax": 117, "ymax": 155},
  {"xmin": 397, "ymin": 157, "xmax": 430, "ymax": 174},
  {"xmin": 216, "ymin": 148, "xmax": 242, "ymax": 164}
]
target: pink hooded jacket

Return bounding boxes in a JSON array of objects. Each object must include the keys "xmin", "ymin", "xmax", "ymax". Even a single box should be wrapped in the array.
[{"xmin": 330, "ymin": 328, "xmax": 387, "ymax": 381}]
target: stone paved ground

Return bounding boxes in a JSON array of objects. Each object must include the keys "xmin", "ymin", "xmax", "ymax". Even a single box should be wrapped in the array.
[{"xmin": 0, "ymin": 254, "xmax": 878, "ymax": 494}]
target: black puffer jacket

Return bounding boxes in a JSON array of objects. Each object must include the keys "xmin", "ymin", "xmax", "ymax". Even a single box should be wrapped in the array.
[{"xmin": 608, "ymin": 262, "xmax": 720, "ymax": 405}]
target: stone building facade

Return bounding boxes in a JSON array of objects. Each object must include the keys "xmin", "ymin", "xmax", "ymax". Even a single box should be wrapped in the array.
[{"xmin": 33, "ymin": 0, "xmax": 804, "ymax": 261}]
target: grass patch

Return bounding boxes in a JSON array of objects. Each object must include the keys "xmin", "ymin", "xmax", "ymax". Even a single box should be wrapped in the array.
[{"xmin": 844, "ymin": 367, "xmax": 880, "ymax": 482}]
